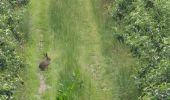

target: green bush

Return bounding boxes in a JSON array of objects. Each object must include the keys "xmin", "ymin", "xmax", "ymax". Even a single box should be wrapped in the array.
[
  {"xmin": 112, "ymin": 0, "xmax": 170, "ymax": 99},
  {"xmin": 0, "ymin": 0, "xmax": 28, "ymax": 99}
]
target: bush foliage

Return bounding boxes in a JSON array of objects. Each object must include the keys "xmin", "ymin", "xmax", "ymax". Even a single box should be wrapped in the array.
[
  {"xmin": 112, "ymin": 0, "xmax": 170, "ymax": 99},
  {"xmin": 0, "ymin": 0, "xmax": 28, "ymax": 99}
]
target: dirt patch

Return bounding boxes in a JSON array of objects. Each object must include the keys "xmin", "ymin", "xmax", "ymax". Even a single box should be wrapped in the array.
[{"xmin": 38, "ymin": 73, "xmax": 46, "ymax": 95}]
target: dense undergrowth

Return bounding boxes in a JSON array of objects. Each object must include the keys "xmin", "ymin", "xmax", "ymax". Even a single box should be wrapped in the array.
[
  {"xmin": 0, "ymin": 0, "xmax": 28, "ymax": 99},
  {"xmin": 112, "ymin": 0, "xmax": 170, "ymax": 99}
]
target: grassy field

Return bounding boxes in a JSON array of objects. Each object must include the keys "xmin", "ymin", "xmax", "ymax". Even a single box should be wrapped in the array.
[{"xmin": 16, "ymin": 0, "xmax": 138, "ymax": 99}]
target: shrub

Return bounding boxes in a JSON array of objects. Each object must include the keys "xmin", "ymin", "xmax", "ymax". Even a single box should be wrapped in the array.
[
  {"xmin": 0, "ymin": 0, "xmax": 28, "ymax": 99},
  {"xmin": 112, "ymin": 0, "xmax": 170, "ymax": 99}
]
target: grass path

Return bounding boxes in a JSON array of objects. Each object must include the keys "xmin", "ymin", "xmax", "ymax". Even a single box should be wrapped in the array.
[
  {"xmin": 49, "ymin": 0, "xmax": 115, "ymax": 99},
  {"xmin": 16, "ymin": 0, "xmax": 138, "ymax": 99}
]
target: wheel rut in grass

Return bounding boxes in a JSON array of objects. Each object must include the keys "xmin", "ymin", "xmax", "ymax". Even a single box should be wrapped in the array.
[
  {"xmin": 38, "ymin": 73, "xmax": 46, "ymax": 95},
  {"xmin": 20, "ymin": 0, "xmax": 55, "ymax": 99},
  {"xmin": 77, "ymin": 0, "xmax": 113, "ymax": 99},
  {"xmin": 37, "ymin": 33, "xmax": 47, "ymax": 97}
]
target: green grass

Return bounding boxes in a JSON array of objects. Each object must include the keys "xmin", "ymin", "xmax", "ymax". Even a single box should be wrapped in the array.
[
  {"xmin": 15, "ymin": 0, "xmax": 138, "ymax": 100},
  {"xmin": 91, "ymin": 1, "xmax": 139, "ymax": 99},
  {"xmin": 15, "ymin": 0, "xmax": 55, "ymax": 99}
]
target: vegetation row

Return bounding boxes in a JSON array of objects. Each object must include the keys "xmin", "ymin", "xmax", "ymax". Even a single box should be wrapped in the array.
[
  {"xmin": 112, "ymin": 0, "xmax": 170, "ymax": 99},
  {"xmin": 0, "ymin": 0, "xmax": 28, "ymax": 99}
]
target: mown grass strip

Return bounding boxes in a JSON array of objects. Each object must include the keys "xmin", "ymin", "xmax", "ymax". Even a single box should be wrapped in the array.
[{"xmin": 16, "ymin": 0, "xmax": 139, "ymax": 99}]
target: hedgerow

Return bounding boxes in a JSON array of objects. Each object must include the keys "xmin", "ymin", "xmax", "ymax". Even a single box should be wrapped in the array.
[
  {"xmin": 0, "ymin": 0, "xmax": 28, "ymax": 99},
  {"xmin": 112, "ymin": 0, "xmax": 170, "ymax": 99}
]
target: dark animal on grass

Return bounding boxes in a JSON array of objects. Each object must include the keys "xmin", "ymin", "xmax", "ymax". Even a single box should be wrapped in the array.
[{"xmin": 39, "ymin": 53, "xmax": 51, "ymax": 71}]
